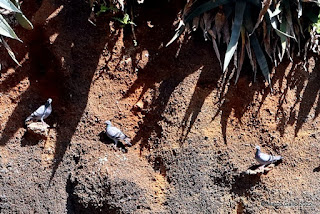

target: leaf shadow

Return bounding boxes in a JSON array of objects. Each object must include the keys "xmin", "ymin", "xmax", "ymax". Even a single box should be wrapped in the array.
[{"xmin": 0, "ymin": 0, "xmax": 115, "ymax": 184}]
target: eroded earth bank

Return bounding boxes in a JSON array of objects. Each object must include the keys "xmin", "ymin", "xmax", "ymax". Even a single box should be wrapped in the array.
[{"xmin": 0, "ymin": 0, "xmax": 320, "ymax": 213}]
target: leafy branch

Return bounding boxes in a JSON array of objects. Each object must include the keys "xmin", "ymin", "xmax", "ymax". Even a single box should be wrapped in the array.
[
  {"xmin": 167, "ymin": 0, "xmax": 320, "ymax": 87},
  {"xmin": 0, "ymin": 0, "xmax": 33, "ymax": 66}
]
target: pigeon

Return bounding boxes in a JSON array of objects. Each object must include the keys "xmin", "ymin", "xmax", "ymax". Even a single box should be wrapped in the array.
[
  {"xmin": 255, "ymin": 145, "xmax": 283, "ymax": 165},
  {"xmin": 105, "ymin": 120, "xmax": 132, "ymax": 148},
  {"xmin": 25, "ymin": 98, "xmax": 52, "ymax": 124}
]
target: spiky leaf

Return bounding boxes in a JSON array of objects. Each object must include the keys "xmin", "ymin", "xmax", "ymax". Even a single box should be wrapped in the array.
[
  {"xmin": 167, "ymin": 0, "xmax": 233, "ymax": 47},
  {"xmin": 0, "ymin": 14, "xmax": 21, "ymax": 41},
  {"xmin": 244, "ymin": 5, "xmax": 271, "ymax": 85},
  {"xmin": 223, "ymin": 0, "xmax": 246, "ymax": 72},
  {"xmin": 184, "ymin": 0, "xmax": 232, "ymax": 23},
  {"xmin": 15, "ymin": 13, "xmax": 33, "ymax": 30},
  {"xmin": 0, "ymin": 36, "xmax": 20, "ymax": 65},
  {"xmin": 166, "ymin": 20, "xmax": 185, "ymax": 47},
  {"xmin": 251, "ymin": 0, "xmax": 272, "ymax": 35},
  {"xmin": 250, "ymin": 33, "xmax": 271, "ymax": 85},
  {"xmin": 0, "ymin": 0, "xmax": 20, "ymax": 13}
]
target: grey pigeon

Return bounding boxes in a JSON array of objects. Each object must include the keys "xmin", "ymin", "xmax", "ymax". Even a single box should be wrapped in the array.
[
  {"xmin": 105, "ymin": 120, "xmax": 132, "ymax": 148},
  {"xmin": 255, "ymin": 146, "xmax": 283, "ymax": 165},
  {"xmin": 25, "ymin": 98, "xmax": 52, "ymax": 124}
]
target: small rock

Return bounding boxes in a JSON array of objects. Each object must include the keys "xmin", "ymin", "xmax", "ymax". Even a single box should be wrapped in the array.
[
  {"xmin": 245, "ymin": 164, "xmax": 275, "ymax": 175},
  {"xmin": 134, "ymin": 99, "xmax": 144, "ymax": 110},
  {"xmin": 27, "ymin": 122, "xmax": 50, "ymax": 139}
]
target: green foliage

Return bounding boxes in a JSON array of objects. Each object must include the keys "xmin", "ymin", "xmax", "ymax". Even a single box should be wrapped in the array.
[
  {"xmin": 313, "ymin": 12, "xmax": 320, "ymax": 33},
  {"xmin": 167, "ymin": 0, "xmax": 320, "ymax": 87},
  {"xmin": 96, "ymin": 3, "xmax": 118, "ymax": 16},
  {"xmin": 0, "ymin": 0, "xmax": 33, "ymax": 66},
  {"xmin": 113, "ymin": 13, "xmax": 136, "ymax": 27}
]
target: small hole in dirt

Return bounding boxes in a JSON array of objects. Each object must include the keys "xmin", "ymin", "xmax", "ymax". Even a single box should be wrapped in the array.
[
  {"xmin": 73, "ymin": 155, "xmax": 80, "ymax": 164},
  {"xmin": 236, "ymin": 201, "xmax": 245, "ymax": 214},
  {"xmin": 166, "ymin": 177, "xmax": 171, "ymax": 184},
  {"xmin": 172, "ymin": 150, "xmax": 177, "ymax": 156},
  {"xmin": 153, "ymin": 157, "xmax": 167, "ymax": 177}
]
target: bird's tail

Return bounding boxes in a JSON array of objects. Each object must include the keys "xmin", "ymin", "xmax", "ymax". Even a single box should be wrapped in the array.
[
  {"xmin": 25, "ymin": 114, "xmax": 33, "ymax": 123},
  {"xmin": 272, "ymin": 155, "xmax": 283, "ymax": 162},
  {"xmin": 124, "ymin": 137, "xmax": 132, "ymax": 146}
]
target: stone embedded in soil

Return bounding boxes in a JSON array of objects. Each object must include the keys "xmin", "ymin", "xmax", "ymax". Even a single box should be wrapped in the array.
[
  {"xmin": 245, "ymin": 164, "xmax": 275, "ymax": 175},
  {"xmin": 26, "ymin": 122, "xmax": 50, "ymax": 139},
  {"xmin": 134, "ymin": 99, "xmax": 144, "ymax": 110}
]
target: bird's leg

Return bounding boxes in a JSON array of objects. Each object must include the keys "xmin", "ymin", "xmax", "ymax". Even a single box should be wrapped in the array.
[
  {"xmin": 41, "ymin": 117, "xmax": 45, "ymax": 127},
  {"xmin": 113, "ymin": 140, "xmax": 119, "ymax": 150},
  {"xmin": 41, "ymin": 108, "xmax": 48, "ymax": 126}
]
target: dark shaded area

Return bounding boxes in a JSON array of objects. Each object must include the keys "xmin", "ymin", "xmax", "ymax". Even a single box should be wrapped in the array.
[
  {"xmin": 122, "ymin": 1, "xmax": 205, "ymax": 152},
  {"xmin": 230, "ymin": 162, "xmax": 283, "ymax": 197},
  {"xmin": 0, "ymin": 0, "xmax": 320, "ymax": 213},
  {"xmin": 98, "ymin": 131, "xmax": 128, "ymax": 153},
  {"xmin": 269, "ymin": 57, "xmax": 320, "ymax": 137},
  {"xmin": 66, "ymin": 174, "xmax": 122, "ymax": 214},
  {"xmin": 213, "ymin": 73, "xmax": 270, "ymax": 144},
  {"xmin": 0, "ymin": 0, "xmax": 116, "ymax": 183},
  {"xmin": 273, "ymin": 61, "xmax": 307, "ymax": 136},
  {"xmin": 180, "ymin": 67, "xmax": 219, "ymax": 144},
  {"xmin": 247, "ymin": 164, "xmax": 264, "ymax": 170},
  {"xmin": 153, "ymin": 156, "xmax": 167, "ymax": 177},
  {"xmin": 123, "ymin": 1, "xmax": 223, "ymax": 150},
  {"xmin": 294, "ymin": 61, "xmax": 320, "ymax": 136},
  {"xmin": 21, "ymin": 130, "xmax": 46, "ymax": 146},
  {"xmin": 313, "ymin": 166, "xmax": 320, "ymax": 172},
  {"xmin": 231, "ymin": 173, "xmax": 261, "ymax": 197},
  {"xmin": 66, "ymin": 174, "xmax": 77, "ymax": 214},
  {"xmin": 67, "ymin": 151, "xmax": 152, "ymax": 214},
  {"xmin": 248, "ymin": 159, "xmax": 283, "ymax": 169}
]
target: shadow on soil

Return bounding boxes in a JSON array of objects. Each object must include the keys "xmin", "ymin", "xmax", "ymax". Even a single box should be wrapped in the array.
[
  {"xmin": 127, "ymin": 25, "xmax": 320, "ymax": 149},
  {"xmin": 313, "ymin": 166, "xmax": 320, "ymax": 172},
  {"xmin": 0, "ymin": 0, "xmax": 116, "ymax": 183},
  {"xmin": 271, "ymin": 58, "xmax": 320, "ymax": 137},
  {"xmin": 0, "ymin": 0, "xmax": 319, "ymax": 210},
  {"xmin": 66, "ymin": 174, "xmax": 122, "ymax": 214}
]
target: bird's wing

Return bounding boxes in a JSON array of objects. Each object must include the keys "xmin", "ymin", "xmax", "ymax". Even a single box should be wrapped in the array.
[
  {"xmin": 258, "ymin": 152, "xmax": 272, "ymax": 162},
  {"xmin": 33, "ymin": 105, "xmax": 46, "ymax": 117},
  {"xmin": 107, "ymin": 126, "xmax": 126, "ymax": 139},
  {"xmin": 43, "ymin": 105, "xmax": 52, "ymax": 119}
]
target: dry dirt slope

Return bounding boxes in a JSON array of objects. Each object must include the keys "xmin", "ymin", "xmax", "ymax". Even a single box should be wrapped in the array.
[{"xmin": 0, "ymin": 0, "xmax": 320, "ymax": 213}]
